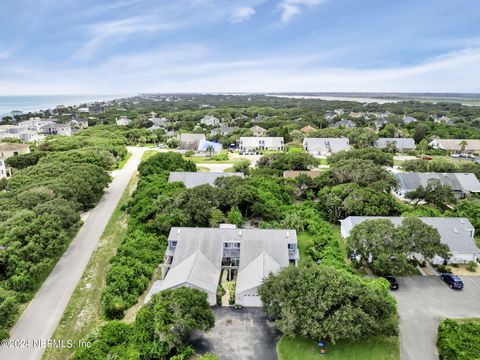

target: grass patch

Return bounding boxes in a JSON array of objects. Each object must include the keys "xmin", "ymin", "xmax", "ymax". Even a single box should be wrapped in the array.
[
  {"xmin": 288, "ymin": 147, "xmax": 304, "ymax": 153},
  {"xmin": 141, "ymin": 150, "xmax": 159, "ymax": 162},
  {"xmin": 223, "ymin": 167, "xmax": 235, "ymax": 173},
  {"xmin": 297, "ymin": 231, "xmax": 314, "ymax": 265},
  {"xmin": 277, "ymin": 336, "xmax": 399, "ymax": 360},
  {"xmin": 114, "ymin": 151, "xmax": 131, "ymax": 169},
  {"xmin": 188, "ymin": 157, "xmax": 235, "ymax": 164},
  {"xmin": 197, "ymin": 166, "xmax": 210, "ymax": 172},
  {"xmin": 329, "ymin": 224, "xmax": 347, "ymax": 257},
  {"xmin": 42, "ymin": 172, "xmax": 140, "ymax": 360}
]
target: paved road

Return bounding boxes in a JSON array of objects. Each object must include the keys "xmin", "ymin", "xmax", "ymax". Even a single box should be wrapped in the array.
[
  {"xmin": 0, "ymin": 147, "xmax": 146, "ymax": 360},
  {"xmin": 393, "ymin": 276, "xmax": 480, "ymax": 360},
  {"xmin": 190, "ymin": 307, "xmax": 280, "ymax": 360}
]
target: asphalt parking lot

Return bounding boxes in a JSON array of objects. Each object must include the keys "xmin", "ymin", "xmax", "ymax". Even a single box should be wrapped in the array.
[
  {"xmin": 393, "ymin": 276, "xmax": 480, "ymax": 360},
  {"xmin": 190, "ymin": 307, "xmax": 280, "ymax": 360}
]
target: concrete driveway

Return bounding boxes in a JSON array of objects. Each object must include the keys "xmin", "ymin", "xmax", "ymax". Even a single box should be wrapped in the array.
[
  {"xmin": 190, "ymin": 307, "xmax": 280, "ymax": 360},
  {"xmin": 393, "ymin": 276, "xmax": 480, "ymax": 360}
]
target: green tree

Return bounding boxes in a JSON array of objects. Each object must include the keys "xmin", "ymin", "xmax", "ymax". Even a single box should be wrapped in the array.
[
  {"xmin": 209, "ymin": 208, "xmax": 225, "ymax": 227},
  {"xmin": 406, "ymin": 178, "xmax": 457, "ymax": 207},
  {"xmin": 138, "ymin": 152, "xmax": 196, "ymax": 176},
  {"xmin": 258, "ymin": 265, "xmax": 398, "ymax": 343},
  {"xmin": 348, "ymin": 127, "xmax": 378, "ymax": 148},
  {"xmin": 232, "ymin": 159, "xmax": 251, "ymax": 175},
  {"xmin": 329, "ymin": 159, "xmax": 397, "ymax": 191},
  {"xmin": 257, "ymin": 152, "xmax": 319, "ymax": 171},
  {"xmin": 76, "ymin": 288, "xmax": 215, "ymax": 360},
  {"xmin": 328, "ymin": 148, "xmax": 393, "ymax": 167},
  {"xmin": 205, "ymin": 144, "xmax": 215, "ymax": 157},
  {"xmin": 347, "ymin": 218, "xmax": 450, "ymax": 275},
  {"xmin": 319, "ymin": 183, "xmax": 399, "ymax": 222},
  {"xmin": 227, "ymin": 206, "xmax": 244, "ymax": 226}
]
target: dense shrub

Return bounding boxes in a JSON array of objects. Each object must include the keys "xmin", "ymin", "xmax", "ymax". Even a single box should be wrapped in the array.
[
  {"xmin": 257, "ymin": 152, "xmax": 319, "ymax": 171},
  {"xmin": 102, "ymin": 229, "xmax": 165, "ymax": 319},
  {"xmin": 0, "ymin": 127, "xmax": 127, "ymax": 339},
  {"xmin": 328, "ymin": 148, "xmax": 394, "ymax": 167},
  {"xmin": 138, "ymin": 152, "xmax": 196, "ymax": 176},
  {"xmin": 76, "ymin": 288, "xmax": 215, "ymax": 360},
  {"xmin": 437, "ymin": 319, "xmax": 480, "ymax": 360},
  {"xmin": 5, "ymin": 151, "xmax": 46, "ymax": 169},
  {"xmin": 259, "ymin": 265, "xmax": 398, "ymax": 344}
]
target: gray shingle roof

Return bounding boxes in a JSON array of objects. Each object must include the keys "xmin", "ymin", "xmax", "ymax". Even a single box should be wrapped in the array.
[
  {"xmin": 303, "ymin": 137, "xmax": 350, "ymax": 155},
  {"xmin": 429, "ymin": 139, "xmax": 480, "ymax": 152},
  {"xmin": 374, "ymin": 138, "xmax": 416, "ymax": 150},
  {"xmin": 160, "ymin": 251, "xmax": 221, "ymax": 294},
  {"xmin": 236, "ymin": 252, "xmax": 282, "ymax": 294},
  {"xmin": 340, "ymin": 216, "xmax": 478, "ymax": 254},
  {"xmin": 168, "ymin": 172, "xmax": 244, "ymax": 188},
  {"xmin": 396, "ymin": 172, "xmax": 480, "ymax": 194},
  {"xmin": 165, "ymin": 227, "xmax": 297, "ymax": 296}
]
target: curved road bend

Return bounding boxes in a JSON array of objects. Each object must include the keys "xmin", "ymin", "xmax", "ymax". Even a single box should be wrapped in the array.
[{"xmin": 0, "ymin": 147, "xmax": 146, "ymax": 360}]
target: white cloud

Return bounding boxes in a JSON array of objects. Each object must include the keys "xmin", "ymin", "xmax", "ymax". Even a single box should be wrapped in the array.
[
  {"xmin": 1, "ymin": 46, "xmax": 480, "ymax": 95},
  {"xmin": 231, "ymin": 6, "xmax": 256, "ymax": 23},
  {"xmin": 279, "ymin": 0, "xmax": 326, "ymax": 23},
  {"xmin": 0, "ymin": 51, "xmax": 11, "ymax": 60},
  {"xmin": 73, "ymin": 16, "xmax": 179, "ymax": 60}
]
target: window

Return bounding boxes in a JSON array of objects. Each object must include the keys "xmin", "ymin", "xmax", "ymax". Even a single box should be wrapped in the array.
[
  {"xmin": 224, "ymin": 242, "xmax": 240, "ymax": 249},
  {"xmin": 288, "ymin": 243, "xmax": 296, "ymax": 251},
  {"xmin": 169, "ymin": 240, "xmax": 177, "ymax": 248}
]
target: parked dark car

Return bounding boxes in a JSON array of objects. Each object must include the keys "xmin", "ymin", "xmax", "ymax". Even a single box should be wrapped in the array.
[
  {"xmin": 383, "ymin": 276, "xmax": 399, "ymax": 290},
  {"xmin": 441, "ymin": 273, "xmax": 464, "ymax": 289}
]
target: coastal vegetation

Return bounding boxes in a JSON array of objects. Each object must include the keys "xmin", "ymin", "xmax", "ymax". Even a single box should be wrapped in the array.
[{"xmin": 0, "ymin": 128, "xmax": 128, "ymax": 339}]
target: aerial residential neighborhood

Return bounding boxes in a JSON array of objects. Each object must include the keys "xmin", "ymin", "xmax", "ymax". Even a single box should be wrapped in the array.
[
  {"xmin": 1, "ymin": 1, "xmax": 480, "ymax": 360},
  {"xmin": 1, "ymin": 93, "xmax": 480, "ymax": 360}
]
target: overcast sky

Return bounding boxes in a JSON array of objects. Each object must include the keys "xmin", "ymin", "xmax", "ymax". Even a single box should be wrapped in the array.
[{"xmin": 1, "ymin": 0, "xmax": 480, "ymax": 95}]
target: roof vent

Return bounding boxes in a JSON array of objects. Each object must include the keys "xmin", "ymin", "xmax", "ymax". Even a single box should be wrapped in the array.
[
  {"xmin": 239, "ymin": 230, "xmax": 242, "ymax": 236},
  {"xmin": 286, "ymin": 231, "xmax": 290, "ymax": 237},
  {"xmin": 459, "ymin": 219, "xmax": 465, "ymax": 224},
  {"xmin": 453, "ymin": 228, "xmax": 459, "ymax": 234},
  {"xmin": 177, "ymin": 229, "xmax": 180, "ymax": 234}
]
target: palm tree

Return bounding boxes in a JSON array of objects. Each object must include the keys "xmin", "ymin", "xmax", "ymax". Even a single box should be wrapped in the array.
[
  {"xmin": 459, "ymin": 140, "xmax": 468, "ymax": 154},
  {"xmin": 206, "ymin": 144, "xmax": 215, "ymax": 157}
]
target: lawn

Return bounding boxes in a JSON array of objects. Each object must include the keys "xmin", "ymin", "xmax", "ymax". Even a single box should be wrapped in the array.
[
  {"xmin": 141, "ymin": 149, "xmax": 159, "ymax": 161},
  {"xmin": 188, "ymin": 156, "xmax": 235, "ymax": 164},
  {"xmin": 277, "ymin": 336, "xmax": 400, "ymax": 360},
  {"xmin": 288, "ymin": 147, "xmax": 304, "ymax": 153},
  {"xmin": 197, "ymin": 166, "xmax": 210, "ymax": 172},
  {"xmin": 114, "ymin": 151, "xmax": 132, "ymax": 169},
  {"xmin": 297, "ymin": 231, "xmax": 314, "ymax": 264},
  {"xmin": 42, "ymin": 172, "xmax": 140, "ymax": 360}
]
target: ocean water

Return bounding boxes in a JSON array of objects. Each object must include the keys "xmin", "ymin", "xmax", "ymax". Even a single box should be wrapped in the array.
[{"xmin": 0, "ymin": 95, "xmax": 123, "ymax": 114}]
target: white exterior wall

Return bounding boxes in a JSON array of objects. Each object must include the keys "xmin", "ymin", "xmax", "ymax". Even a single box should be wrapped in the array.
[
  {"xmin": 235, "ymin": 288, "xmax": 262, "ymax": 307},
  {"xmin": 57, "ymin": 127, "xmax": 72, "ymax": 136},
  {"xmin": 0, "ymin": 159, "xmax": 6, "ymax": 178}
]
